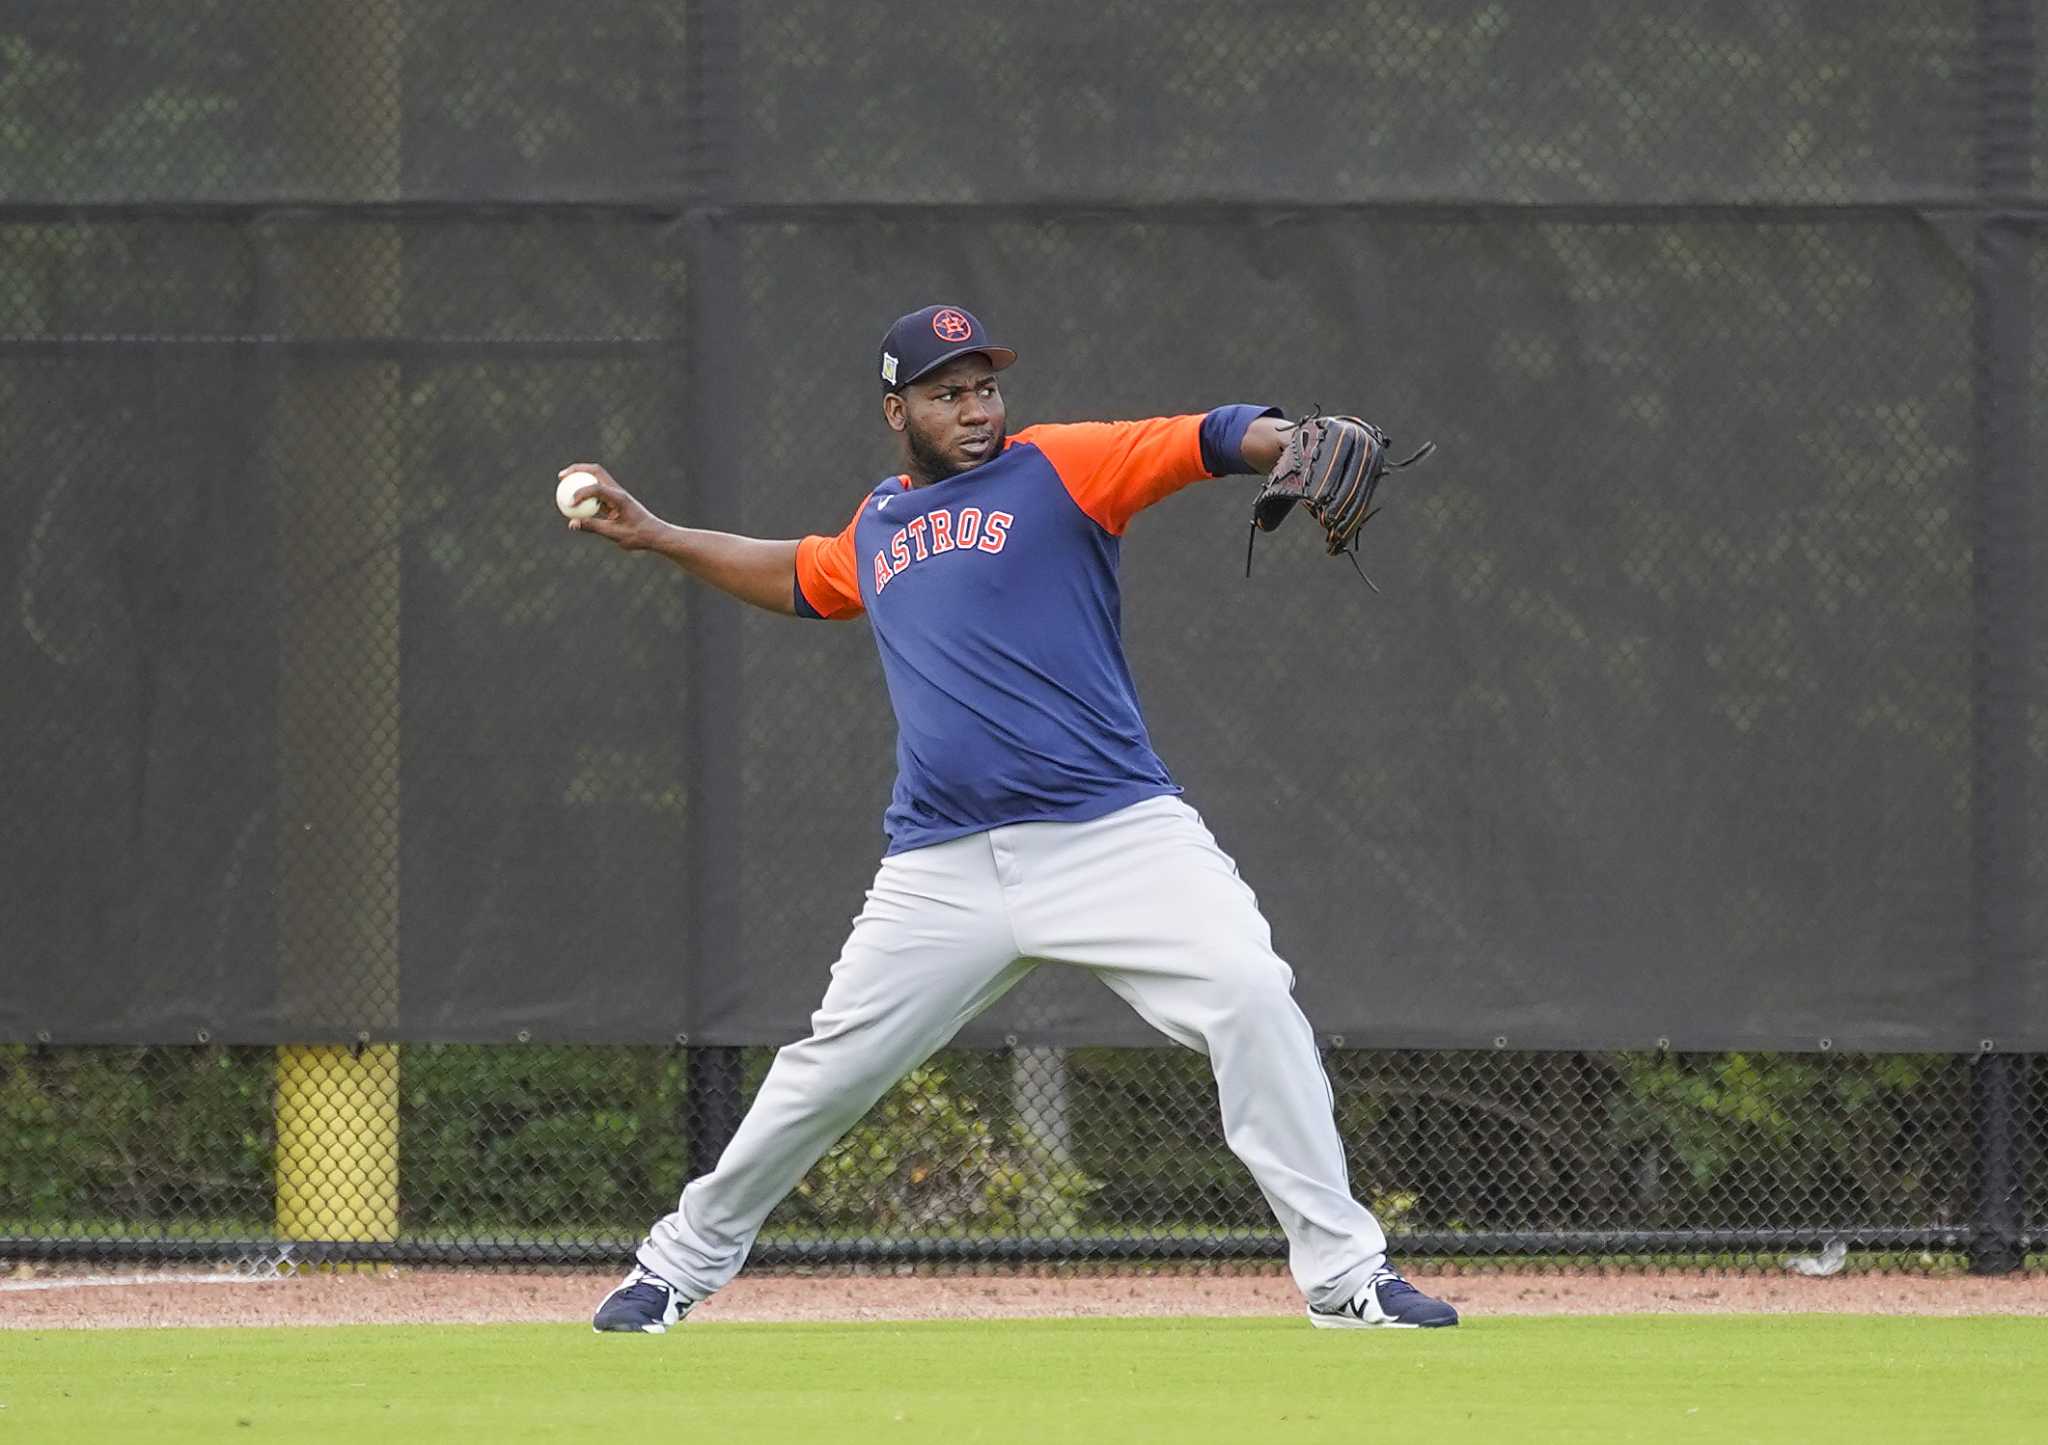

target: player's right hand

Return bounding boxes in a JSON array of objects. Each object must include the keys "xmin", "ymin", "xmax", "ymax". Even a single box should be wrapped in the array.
[{"xmin": 558, "ymin": 463, "xmax": 666, "ymax": 551}]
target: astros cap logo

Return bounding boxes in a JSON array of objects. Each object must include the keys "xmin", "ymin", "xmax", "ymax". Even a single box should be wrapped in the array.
[{"xmin": 877, "ymin": 305, "xmax": 1016, "ymax": 391}]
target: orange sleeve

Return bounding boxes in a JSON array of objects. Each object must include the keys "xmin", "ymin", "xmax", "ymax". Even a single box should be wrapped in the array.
[
  {"xmin": 793, "ymin": 502, "xmax": 865, "ymax": 620},
  {"xmin": 1015, "ymin": 415, "xmax": 1211, "ymax": 535}
]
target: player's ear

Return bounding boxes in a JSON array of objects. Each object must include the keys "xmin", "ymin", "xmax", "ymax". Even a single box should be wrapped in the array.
[{"xmin": 882, "ymin": 391, "xmax": 907, "ymax": 432}]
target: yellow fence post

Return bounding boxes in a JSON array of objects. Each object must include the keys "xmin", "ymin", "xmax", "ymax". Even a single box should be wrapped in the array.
[
  {"xmin": 276, "ymin": 1045, "xmax": 400, "ymax": 1250},
  {"xmin": 267, "ymin": 0, "xmax": 405, "ymax": 1270}
]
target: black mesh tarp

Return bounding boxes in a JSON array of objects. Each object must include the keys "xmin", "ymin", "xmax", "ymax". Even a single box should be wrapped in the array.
[
  {"xmin": 724, "ymin": 212, "xmax": 1986, "ymax": 1049},
  {"xmin": 2, "ymin": 0, "xmax": 2042, "ymax": 1051}
]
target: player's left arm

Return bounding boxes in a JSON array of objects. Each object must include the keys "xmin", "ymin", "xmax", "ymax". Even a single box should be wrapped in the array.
[
  {"xmin": 1022, "ymin": 404, "xmax": 1284, "ymax": 535},
  {"xmin": 1236, "ymin": 414, "xmax": 1293, "ymax": 475}
]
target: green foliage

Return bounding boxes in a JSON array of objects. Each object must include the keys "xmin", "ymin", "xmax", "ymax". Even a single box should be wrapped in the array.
[
  {"xmin": 793, "ymin": 1066, "xmax": 1098, "ymax": 1233},
  {"xmin": 0, "ymin": 1045, "xmax": 271, "ymax": 1226},
  {"xmin": 0, "ymin": 1045, "xmax": 2015, "ymax": 1246},
  {"xmin": 1325, "ymin": 1050, "xmax": 1980, "ymax": 1235},
  {"xmin": 0, "ymin": 1044, "xmax": 689, "ymax": 1234},
  {"xmin": 1607, "ymin": 1051, "xmax": 1967, "ymax": 1225},
  {"xmin": 398, "ymin": 1045, "xmax": 684, "ymax": 1230},
  {"xmin": 1066, "ymin": 1047, "xmax": 1261, "ymax": 1228}
]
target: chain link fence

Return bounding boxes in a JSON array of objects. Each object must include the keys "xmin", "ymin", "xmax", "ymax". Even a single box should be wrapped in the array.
[
  {"xmin": 4, "ymin": 2, "xmax": 2045, "ymax": 1275},
  {"xmin": 2, "ymin": 1045, "xmax": 2041, "ymax": 1271}
]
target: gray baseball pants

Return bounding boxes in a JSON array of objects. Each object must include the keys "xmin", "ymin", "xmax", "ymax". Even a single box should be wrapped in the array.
[{"xmin": 636, "ymin": 795, "xmax": 1388, "ymax": 1312}]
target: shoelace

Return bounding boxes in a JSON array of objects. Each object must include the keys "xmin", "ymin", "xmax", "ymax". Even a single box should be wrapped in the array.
[
  {"xmin": 1373, "ymin": 1273, "xmax": 1420, "ymax": 1301},
  {"xmin": 1323, "ymin": 1272, "xmax": 1417, "ymax": 1317},
  {"xmin": 620, "ymin": 1271, "xmax": 673, "ymax": 1304}
]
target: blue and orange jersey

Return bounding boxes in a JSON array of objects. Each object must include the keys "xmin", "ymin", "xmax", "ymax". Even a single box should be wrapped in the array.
[{"xmin": 795, "ymin": 405, "xmax": 1278, "ymax": 854}]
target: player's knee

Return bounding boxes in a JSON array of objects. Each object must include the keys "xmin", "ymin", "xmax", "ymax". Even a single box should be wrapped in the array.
[
  {"xmin": 1193, "ymin": 953, "xmax": 1298, "ymax": 1025},
  {"xmin": 779, "ymin": 1013, "xmax": 928, "ymax": 1098}
]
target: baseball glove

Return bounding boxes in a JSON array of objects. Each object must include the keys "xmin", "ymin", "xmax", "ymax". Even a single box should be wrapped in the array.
[{"xmin": 1245, "ymin": 412, "xmax": 1435, "ymax": 588}]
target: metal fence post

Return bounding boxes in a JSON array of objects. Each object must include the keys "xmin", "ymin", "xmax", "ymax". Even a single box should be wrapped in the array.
[
  {"xmin": 1968, "ymin": 0, "xmax": 2034, "ymax": 1276},
  {"xmin": 686, "ymin": 1048, "xmax": 748, "ymax": 1182},
  {"xmin": 1971, "ymin": 1054, "xmax": 2026, "ymax": 1273}
]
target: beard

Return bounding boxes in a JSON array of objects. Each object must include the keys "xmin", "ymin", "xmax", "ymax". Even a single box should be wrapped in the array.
[{"xmin": 905, "ymin": 416, "xmax": 1006, "ymax": 483}]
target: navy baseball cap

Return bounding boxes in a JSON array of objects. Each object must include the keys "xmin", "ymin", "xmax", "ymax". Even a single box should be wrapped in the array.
[{"xmin": 878, "ymin": 305, "xmax": 1017, "ymax": 391}]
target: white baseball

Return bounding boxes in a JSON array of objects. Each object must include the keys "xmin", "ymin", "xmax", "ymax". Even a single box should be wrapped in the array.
[{"xmin": 556, "ymin": 472, "xmax": 603, "ymax": 520}]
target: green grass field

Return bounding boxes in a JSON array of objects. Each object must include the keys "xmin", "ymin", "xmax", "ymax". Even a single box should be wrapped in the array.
[{"xmin": 3, "ymin": 1316, "xmax": 2042, "ymax": 1444}]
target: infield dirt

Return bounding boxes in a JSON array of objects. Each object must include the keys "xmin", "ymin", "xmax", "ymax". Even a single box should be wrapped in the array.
[{"xmin": 3, "ymin": 1264, "xmax": 2044, "ymax": 1330}]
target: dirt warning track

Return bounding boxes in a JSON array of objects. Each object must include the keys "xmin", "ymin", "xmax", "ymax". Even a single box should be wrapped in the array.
[{"xmin": 4, "ymin": 1266, "xmax": 2045, "ymax": 1330}]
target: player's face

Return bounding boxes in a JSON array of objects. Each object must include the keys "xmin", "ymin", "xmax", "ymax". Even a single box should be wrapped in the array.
[{"xmin": 887, "ymin": 353, "xmax": 1007, "ymax": 483}]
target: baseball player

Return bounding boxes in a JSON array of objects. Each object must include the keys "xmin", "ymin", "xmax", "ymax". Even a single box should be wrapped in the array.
[{"xmin": 566, "ymin": 304, "xmax": 1458, "ymax": 1332}]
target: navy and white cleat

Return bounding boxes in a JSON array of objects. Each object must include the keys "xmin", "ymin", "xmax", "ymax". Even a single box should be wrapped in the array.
[
  {"xmin": 1307, "ymin": 1267, "xmax": 1460, "ymax": 1329},
  {"xmin": 592, "ymin": 1266, "xmax": 690, "ymax": 1334}
]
